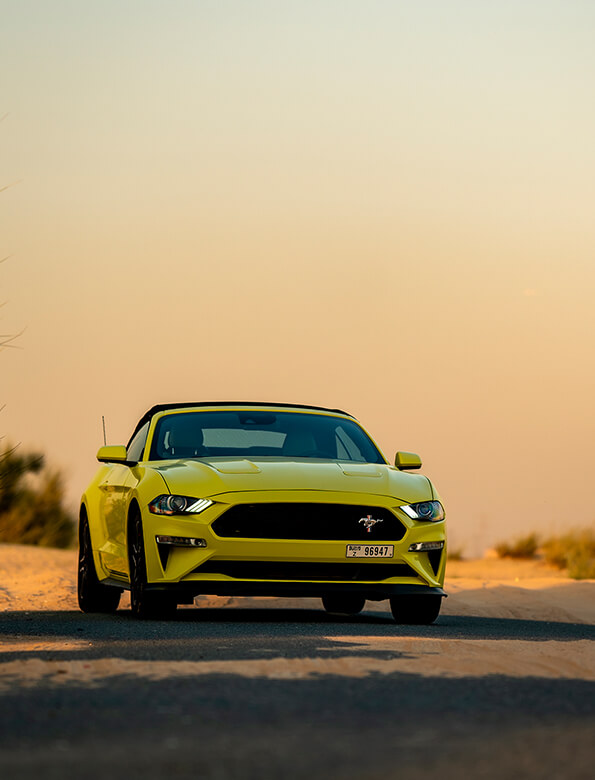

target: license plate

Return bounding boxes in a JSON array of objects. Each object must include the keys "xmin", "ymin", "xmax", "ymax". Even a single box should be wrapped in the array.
[{"xmin": 346, "ymin": 544, "xmax": 394, "ymax": 558}]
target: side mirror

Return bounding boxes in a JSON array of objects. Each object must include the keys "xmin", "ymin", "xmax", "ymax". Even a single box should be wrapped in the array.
[
  {"xmin": 97, "ymin": 445, "xmax": 129, "ymax": 464},
  {"xmin": 395, "ymin": 451, "xmax": 422, "ymax": 470}
]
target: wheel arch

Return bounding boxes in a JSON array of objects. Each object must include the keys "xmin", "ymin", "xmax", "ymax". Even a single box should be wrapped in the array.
[
  {"xmin": 79, "ymin": 500, "xmax": 94, "ymax": 544},
  {"xmin": 126, "ymin": 498, "xmax": 142, "ymax": 544},
  {"xmin": 78, "ymin": 500, "xmax": 110, "ymax": 582},
  {"xmin": 78, "ymin": 504, "xmax": 88, "ymax": 556}
]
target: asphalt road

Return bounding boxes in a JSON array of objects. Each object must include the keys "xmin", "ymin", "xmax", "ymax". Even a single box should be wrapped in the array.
[{"xmin": 1, "ymin": 604, "xmax": 594, "ymax": 780}]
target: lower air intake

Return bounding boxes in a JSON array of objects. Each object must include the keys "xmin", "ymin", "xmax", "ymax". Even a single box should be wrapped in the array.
[{"xmin": 192, "ymin": 561, "xmax": 417, "ymax": 582}]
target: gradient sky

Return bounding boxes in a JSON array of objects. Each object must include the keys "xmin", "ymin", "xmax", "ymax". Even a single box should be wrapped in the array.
[{"xmin": 2, "ymin": 1, "xmax": 595, "ymax": 555}]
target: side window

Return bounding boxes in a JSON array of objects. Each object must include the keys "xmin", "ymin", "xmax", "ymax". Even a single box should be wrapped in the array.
[{"xmin": 127, "ymin": 421, "xmax": 150, "ymax": 462}]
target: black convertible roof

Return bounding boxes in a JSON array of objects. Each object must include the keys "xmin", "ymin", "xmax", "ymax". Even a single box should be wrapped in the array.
[{"xmin": 128, "ymin": 401, "xmax": 354, "ymax": 442}]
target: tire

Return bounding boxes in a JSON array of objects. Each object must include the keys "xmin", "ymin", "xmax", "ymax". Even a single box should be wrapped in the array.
[
  {"xmin": 78, "ymin": 513, "xmax": 121, "ymax": 613},
  {"xmin": 128, "ymin": 509, "xmax": 177, "ymax": 620},
  {"xmin": 389, "ymin": 594, "xmax": 442, "ymax": 625},
  {"xmin": 321, "ymin": 594, "xmax": 366, "ymax": 615}
]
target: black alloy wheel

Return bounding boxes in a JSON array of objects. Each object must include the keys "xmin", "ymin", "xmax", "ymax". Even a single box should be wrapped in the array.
[
  {"xmin": 389, "ymin": 594, "xmax": 442, "ymax": 625},
  {"xmin": 129, "ymin": 509, "xmax": 177, "ymax": 620},
  {"xmin": 78, "ymin": 513, "xmax": 121, "ymax": 613},
  {"xmin": 321, "ymin": 594, "xmax": 366, "ymax": 616}
]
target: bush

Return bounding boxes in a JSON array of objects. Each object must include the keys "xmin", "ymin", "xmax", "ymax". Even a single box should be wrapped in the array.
[
  {"xmin": 0, "ymin": 442, "xmax": 74, "ymax": 548},
  {"xmin": 495, "ymin": 532, "xmax": 539, "ymax": 560},
  {"xmin": 447, "ymin": 546, "xmax": 465, "ymax": 561},
  {"xmin": 542, "ymin": 530, "xmax": 595, "ymax": 580}
]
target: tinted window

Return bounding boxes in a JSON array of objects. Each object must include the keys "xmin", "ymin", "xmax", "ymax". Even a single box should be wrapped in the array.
[
  {"xmin": 148, "ymin": 411, "xmax": 384, "ymax": 463},
  {"xmin": 336, "ymin": 425, "xmax": 367, "ymax": 461}
]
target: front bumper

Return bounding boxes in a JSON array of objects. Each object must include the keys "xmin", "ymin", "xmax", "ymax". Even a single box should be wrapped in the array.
[{"xmin": 138, "ymin": 490, "xmax": 447, "ymax": 595}]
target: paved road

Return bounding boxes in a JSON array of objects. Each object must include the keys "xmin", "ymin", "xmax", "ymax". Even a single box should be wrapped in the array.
[{"xmin": 1, "ymin": 604, "xmax": 594, "ymax": 780}]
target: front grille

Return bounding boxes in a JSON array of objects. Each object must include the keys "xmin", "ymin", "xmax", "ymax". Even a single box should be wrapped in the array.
[
  {"xmin": 193, "ymin": 560, "xmax": 417, "ymax": 581},
  {"xmin": 211, "ymin": 503, "xmax": 406, "ymax": 541}
]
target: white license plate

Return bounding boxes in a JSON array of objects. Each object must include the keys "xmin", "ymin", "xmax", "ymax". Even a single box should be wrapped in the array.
[{"xmin": 346, "ymin": 544, "xmax": 394, "ymax": 558}]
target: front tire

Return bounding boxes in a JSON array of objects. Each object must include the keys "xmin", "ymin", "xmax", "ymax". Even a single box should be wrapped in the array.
[
  {"xmin": 321, "ymin": 594, "xmax": 366, "ymax": 616},
  {"xmin": 390, "ymin": 594, "xmax": 442, "ymax": 625},
  {"xmin": 78, "ymin": 513, "xmax": 121, "ymax": 613},
  {"xmin": 128, "ymin": 509, "xmax": 177, "ymax": 620}
]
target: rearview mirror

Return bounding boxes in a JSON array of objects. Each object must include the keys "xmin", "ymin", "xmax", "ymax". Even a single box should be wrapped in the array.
[
  {"xmin": 97, "ymin": 445, "xmax": 129, "ymax": 464},
  {"xmin": 394, "ymin": 451, "xmax": 422, "ymax": 470}
]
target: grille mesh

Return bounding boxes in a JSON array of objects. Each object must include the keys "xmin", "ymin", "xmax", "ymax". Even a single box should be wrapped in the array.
[{"xmin": 212, "ymin": 503, "xmax": 405, "ymax": 541}]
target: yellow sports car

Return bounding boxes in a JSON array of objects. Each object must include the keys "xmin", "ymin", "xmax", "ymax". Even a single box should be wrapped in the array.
[{"xmin": 78, "ymin": 402, "xmax": 446, "ymax": 622}]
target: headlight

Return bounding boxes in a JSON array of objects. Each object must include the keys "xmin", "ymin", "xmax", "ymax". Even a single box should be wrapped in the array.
[
  {"xmin": 400, "ymin": 500, "xmax": 445, "ymax": 522},
  {"xmin": 148, "ymin": 495, "xmax": 213, "ymax": 516}
]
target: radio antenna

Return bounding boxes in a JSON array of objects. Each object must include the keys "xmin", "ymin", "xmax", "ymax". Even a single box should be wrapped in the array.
[{"xmin": 102, "ymin": 416, "xmax": 107, "ymax": 446}]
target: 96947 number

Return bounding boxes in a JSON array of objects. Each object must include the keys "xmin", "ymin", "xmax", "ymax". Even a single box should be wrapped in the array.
[{"xmin": 345, "ymin": 544, "xmax": 394, "ymax": 558}]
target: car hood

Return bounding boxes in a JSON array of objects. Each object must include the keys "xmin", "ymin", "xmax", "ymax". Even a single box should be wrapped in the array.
[{"xmin": 151, "ymin": 458, "xmax": 433, "ymax": 503}]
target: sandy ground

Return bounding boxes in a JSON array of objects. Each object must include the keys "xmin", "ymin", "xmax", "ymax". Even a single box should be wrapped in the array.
[{"xmin": 0, "ymin": 544, "xmax": 593, "ymax": 686}]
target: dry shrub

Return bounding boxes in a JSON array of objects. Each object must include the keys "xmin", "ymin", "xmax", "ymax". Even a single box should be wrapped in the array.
[
  {"xmin": 495, "ymin": 532, "xmax": 539, "ymax": 560},
  {"xmin": 542, "ymin": 530, "xmax": 595, "ymax": 580},
  {"xmin": 0, "ymin": 443, "xmax": 74, "ymax": 548},
  {"xmin": 447, "ymin": 547, "xmax": 465, "ymax": 561}
]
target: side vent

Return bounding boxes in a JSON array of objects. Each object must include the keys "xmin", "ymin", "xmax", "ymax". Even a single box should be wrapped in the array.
[
  {"xmin": 427, "ymin": 549, "xmax": 443, "ymax": 576},
  {"xmin": 157, "ymin": 543, "xmax": 170, "ymax": 571}
]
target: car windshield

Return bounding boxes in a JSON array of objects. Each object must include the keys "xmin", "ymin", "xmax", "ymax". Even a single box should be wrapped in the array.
[{"xmin": 148, "ymin": 411, "xmax": 385, "ymax": 464}]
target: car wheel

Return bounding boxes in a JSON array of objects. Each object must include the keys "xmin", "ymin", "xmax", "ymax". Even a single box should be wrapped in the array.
[
  {"xmin": 78, "ymin": 513, "xmax": 121, "ymax": 613},
  {"xmin": 389, "ymin": 595, "xmax": 442, "ymax": 625},
  {"xmin": 321, "ymin": 594, "xmax": 366, "ymax": 615},
  {"xmin": 128, "ymin": 509, "xmax": 177, "ymax": 620}
]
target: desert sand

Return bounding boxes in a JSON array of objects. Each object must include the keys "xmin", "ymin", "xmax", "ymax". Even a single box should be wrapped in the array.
[{"xmin": 0, "ymin": 544, "xmax": 593, "ymax": 687}]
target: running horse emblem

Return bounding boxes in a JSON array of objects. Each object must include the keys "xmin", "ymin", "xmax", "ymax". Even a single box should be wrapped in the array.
[{"xmin": 359, "ymin": 515, "xmax": 383, "ymax": 533}]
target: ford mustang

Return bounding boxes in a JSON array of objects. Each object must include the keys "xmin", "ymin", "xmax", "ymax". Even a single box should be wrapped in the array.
[{"xmin": 78, "ymin": 402, "xmax": 446, "ymax": 622}]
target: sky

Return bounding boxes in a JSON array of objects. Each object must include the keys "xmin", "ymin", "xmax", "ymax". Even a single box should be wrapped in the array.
[{"xmin": 2, "ymin": 0, "xmax": 594, "ymax": 555}]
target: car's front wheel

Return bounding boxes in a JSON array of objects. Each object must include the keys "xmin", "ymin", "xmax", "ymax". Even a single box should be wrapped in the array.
[
  {"xmin": 78, "ymin": 513, "xmax": 121, "ymax": 613},
  {"xmin": 128, "ymin": 509, "xmax": 177, "ymax": 620},
  {"xmin": 389, "ymin": 594, "xmax": 442, "ymax": 625},
  {"xmin": 321, "ymin": 594, "xmax": 366, "ymax": 615}
]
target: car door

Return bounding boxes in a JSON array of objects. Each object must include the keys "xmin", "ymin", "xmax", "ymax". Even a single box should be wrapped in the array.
[
  {"xmin": 98, "ymin": 463, "xmax": 131, "ymax": 578},
  {"xmin": 100, "ymin": 421, "xmax": 152, "ymax": 577}
]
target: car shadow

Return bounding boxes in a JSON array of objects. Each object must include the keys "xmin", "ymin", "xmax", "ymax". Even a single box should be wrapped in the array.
[{"xmin": 0, "ymin": 605, "xmax": 593, "ymax": 665}]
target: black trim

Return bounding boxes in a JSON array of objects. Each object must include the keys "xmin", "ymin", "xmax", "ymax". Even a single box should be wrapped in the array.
[
  {"xmin": 147, "ymin": 581, "xmax": 447, "ymax": 601},
  {"xmin": 127, "ymin": 402, "xmax": 354, "ymax": 445},
  {"xmin": 100, "ymin": 577, "xmax": 447, "ymax": 602}
]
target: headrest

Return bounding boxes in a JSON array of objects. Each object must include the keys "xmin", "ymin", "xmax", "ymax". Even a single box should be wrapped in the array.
[{"xmin": 167, "ymin": 416, "xmax": 204, "ymax": 451}]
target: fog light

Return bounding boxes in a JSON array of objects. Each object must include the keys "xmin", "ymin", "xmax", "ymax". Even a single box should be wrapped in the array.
[
  {"xmin": 155, "ymin": 536, "xmax": 207, "ymax": 548},
  {"xmin": 408, "ymin": 541, "xmax": 444, "ymax": 552}
]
